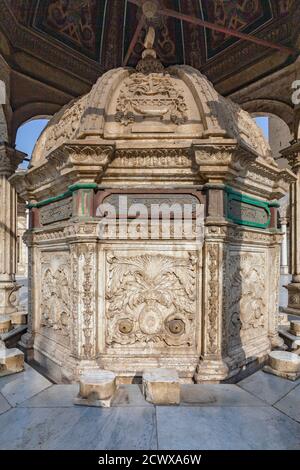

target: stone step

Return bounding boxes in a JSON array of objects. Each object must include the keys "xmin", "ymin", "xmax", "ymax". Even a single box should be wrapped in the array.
[
  {"xmin": 74, "ymin": 369, "xmax": 117, "ymax": 408},
  {"xmin": 279, "ymin": 325, "xmax": 300, "ymax": 350},
  {"xmin": 290, "ymin": 320, "xmax": 300, "ymax": 337},
  {"xmin": 142, "ymin": 368, "xmax": 180, "ymax": 405},
  {"xmin": 1, "ymin": 324, "xmax": 27, "ymax": 349}
]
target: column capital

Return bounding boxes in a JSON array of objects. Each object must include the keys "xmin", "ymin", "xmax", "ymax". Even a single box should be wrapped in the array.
[{"xmin": 0, "ymin": 144, "xmax": 26, "ymax": 177}]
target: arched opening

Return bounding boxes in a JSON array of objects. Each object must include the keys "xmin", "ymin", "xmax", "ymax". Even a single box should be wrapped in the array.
[
  {"xmin": 14, "ymin": 117, "xmax": 50, "ymax": 284},
  {"xmin": 252, "ymin": 113, "xmax": 291, "ymax": 168},
  {"xmin": 252, "ymin": 113, "xmax": 292, "ymax": 305},
  {"xmin": 15, "ymin": 117, "xmax": 50, "ymax": 169}
]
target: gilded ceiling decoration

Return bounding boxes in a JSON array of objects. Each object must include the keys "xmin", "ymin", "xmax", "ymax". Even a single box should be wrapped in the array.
[{"xmin": 4, "ymin": 0, "xmax": 298, "ymax": 83}]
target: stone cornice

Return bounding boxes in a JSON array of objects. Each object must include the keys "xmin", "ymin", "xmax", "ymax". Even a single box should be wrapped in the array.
[
  {"xmin": 10, "ymin": 142, "xmax": 115, "ymax": 201},
  {"xmin": 281, "ymin": 141, "xmax": 300, "ymax": 172}
]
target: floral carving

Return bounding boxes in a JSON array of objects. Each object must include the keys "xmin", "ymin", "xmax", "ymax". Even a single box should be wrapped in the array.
[
  {"xmin": 228, "ymin": 253, "xmax": 266, "ymax": 344},
  {"xmin": 115, "ymin": 70, "xmax": 188, "ymax": 127},
  {"xmin": 105, "ymin": 252, "xmax": 197, "ymax": 348},
  {"xmin": 40, "ymin": 255, "xmax": 71, "ymax": 345},
  {"xmin": 80, "ymin": 244, "xmax": 95, "ymax": 359},
  {"xmin": 206, "ymin": 244, "xmax": 219, "ymax": 354}
]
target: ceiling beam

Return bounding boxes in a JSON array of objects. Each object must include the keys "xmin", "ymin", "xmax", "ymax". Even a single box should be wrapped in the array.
[
  {"xmin": 158, "ymin": 8, "xmax": 296, "ymax": 56},
  {"xmin": 123, "ymin": 16, "xmax": 145, "ymax": 66}
]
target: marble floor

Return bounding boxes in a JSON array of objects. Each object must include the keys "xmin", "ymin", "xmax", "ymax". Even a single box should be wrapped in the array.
[{"xmin": 0, "ymin": 364, "xmax": 299, "ymax": 450}]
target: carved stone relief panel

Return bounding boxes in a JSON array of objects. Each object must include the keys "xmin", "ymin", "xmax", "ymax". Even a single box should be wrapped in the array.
[
  {"xmin": 103, "ymin": 248, "xmax": 199, "ymax": 353},
  {"xmin": 40, "ymin": 251, "xmax": 71, "ymax": 347},
  {"xmin": 40, "ymin": 197, "xmax": 73, "ymax": 225},
  {"xmin": 114, "ymin": 70, "xmax": 188, "ymax": 131},
  {"xmin": 70, "ymin": 243, "xmax": 97, "ymax": 360},
  {"xmin": 226, "ymin": 250, "xmax": 267, "ymax": 350}
]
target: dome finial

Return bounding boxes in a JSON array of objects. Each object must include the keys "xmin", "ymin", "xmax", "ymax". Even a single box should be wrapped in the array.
[{"xmin": 136, "ymin": 24, "xmax": 163, "ymax": 73}]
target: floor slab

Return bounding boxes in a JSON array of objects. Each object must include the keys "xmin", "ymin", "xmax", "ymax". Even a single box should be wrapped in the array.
[
  {"xmin": 238, "ymin": 370, "xmax": 299, "ymax": 405},
  {"xmin": 181, "ymin": 384, "xmax": 267, "ymax": 407},
  {"xmin": 0, "ymin": 392, "xmax": 11, "ymax": 415},
  {"xmin": 274, "ymin": 384, "xmax": 300, "ymax": 423},
  {"xmin": 156, "ymin": 406, "xmax": 300, "ymax": 450},
  {"xmin": 19, "ymin": 384, "xmax": 79, "ymax": 408},
  {"xmin": 0, "ymin": 364, "xmax": 52, "ymax": 406},
  {"xmin": 0, "ymin": 406, "xmax": 157, "ymax": 450}
]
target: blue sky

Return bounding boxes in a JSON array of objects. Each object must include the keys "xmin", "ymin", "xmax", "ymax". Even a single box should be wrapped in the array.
[
  {"xmin": 15, "ymin": 116, "xmax": 270, "ymax": 167},
  {"xmin": 16, "ymin": 119, "xmax": 49, "ymax": 168}
]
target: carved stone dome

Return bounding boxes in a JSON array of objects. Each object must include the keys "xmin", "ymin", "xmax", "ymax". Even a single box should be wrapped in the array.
[{"xmin": 31, "ymin": 54, "xmax": 273, "ymax": 168}]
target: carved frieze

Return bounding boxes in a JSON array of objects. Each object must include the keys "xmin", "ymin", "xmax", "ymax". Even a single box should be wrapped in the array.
[
  {"xmin": 112, "ymin": 148, "xmax": 193, "ymax": 168},
  {"xmin": 40, "ymin": 197, "xmax": 73, "ymax": 225},
  {"xmin": 227, "ymin": 199, "xmax": 270, "ymax": 228},
  {"xmin": 105, "ymin": 251, "xmax": 198, "ymax": 349}
]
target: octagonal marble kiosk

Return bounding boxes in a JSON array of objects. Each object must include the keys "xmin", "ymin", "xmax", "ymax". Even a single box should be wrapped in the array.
[{"xmin": 12, "ymin": 47, "xmax": 294, "ymax": 384}]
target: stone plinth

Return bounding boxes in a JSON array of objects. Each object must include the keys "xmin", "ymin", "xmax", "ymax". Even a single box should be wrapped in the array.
[
  {"xmin": 0, "ymin": 316, "xmax": 12, "ymax": 334},
  {"xmin": 0, "ymin": 342, "xmax": 24, "ymax": 377},
  {"xmin": 74, "ymin": 369, "xmax": 117, "ymax": 407},
  {"xmin": 143, "ymin": 369, "xmax": 180, "ymax": 405},
  {"xmin": 264, "ymin": 351, "xmax": 300, "ymax": 381},
  {"xmin": 10, "ymin": 311, "xmax": 27, "ymax": 326},
  {"xmin": 290, "ymin": 321, "xmax": 300, "ymax": 337}
]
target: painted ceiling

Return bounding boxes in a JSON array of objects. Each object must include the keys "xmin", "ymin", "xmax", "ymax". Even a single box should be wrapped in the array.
[{"xmin": 7, "ymin": 0, "xmax": 294, "ymax": 68}]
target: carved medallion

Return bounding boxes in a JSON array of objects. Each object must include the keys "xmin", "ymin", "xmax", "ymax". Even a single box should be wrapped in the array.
[
  {"xmin": 115, "ymin": 70, "xmax": 188, "ymax": 130},
  {"xmin": 105, "ymin": 251, "xmax": 197, "ymax": 348}
]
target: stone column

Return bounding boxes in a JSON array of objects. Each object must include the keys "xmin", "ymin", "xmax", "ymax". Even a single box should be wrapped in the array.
[
  {"xmin": 280, "ymin": 217, "xmax": 289, "ymax": 275},
  {"xmin": 282, "ymin": 142, "xmax": 300, "ymax": 315},
  {"xmin": 194, "ymin": 183, "xmax": 229, "ymax": 383},
  {"xmin": 16, "ymin": 200, "xmax": 28, "ymax": 277},
  {"xmin": 0, "ymin": 144, "xmax": 24, "ymax": 321}
]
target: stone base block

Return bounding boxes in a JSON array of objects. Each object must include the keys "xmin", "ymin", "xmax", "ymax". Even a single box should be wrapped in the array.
[
  {"xmin": 11, "ymin": 311, "xmax": 27, "ymax": 326},
  {"xmin": 290, "ymin": 321, "xmax": 300, "ymax": 337},
  {"xmin": 0, "ymin": 346, "xmax": 24, "ymax": 377},
  {"xmin": 0, "ymin": 316, "xmax": 12, "ymax": 334},
  {"xmin": 142, "ymin": 368, "xmax": 180, "ymax": 405},
  {"xmin": 74, "ymin": 369, "xmax": 117, "ymax": 408},
  {"xmin": 194, "ymin": 359, "xmax": 229, "ymax": 383},
  {"xmin": 263, "ymin": 365, "xmax": 300, "ymax": 381},
  {"xmin": 265, "ymin": 351, "xmax": 300, "ymax": 381},
  {"xmin": 278, "ymin": 312, "xmax": 290, "ymax": 327}
]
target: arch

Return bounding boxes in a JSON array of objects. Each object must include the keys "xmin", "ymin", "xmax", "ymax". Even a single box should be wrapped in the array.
[
  {"xmin": 12, "ymin": 102, "xmax": 61, "ymax": 145},
  {"xmin": 241, "ymin": 99, "xmax": 294, "ymax": 130},
  {"xmin": 15, "ymin": 117, "xmax": 51, "ymax": 169},
  {"xmin": 250, "ymin": 111, "xmax": 292, "ymax": 168}
]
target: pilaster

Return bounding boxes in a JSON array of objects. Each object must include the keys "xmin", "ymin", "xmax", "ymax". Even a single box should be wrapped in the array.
[{"xmin": 0, "ymin": 144, "xmax": 25, "ymax": 320}]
